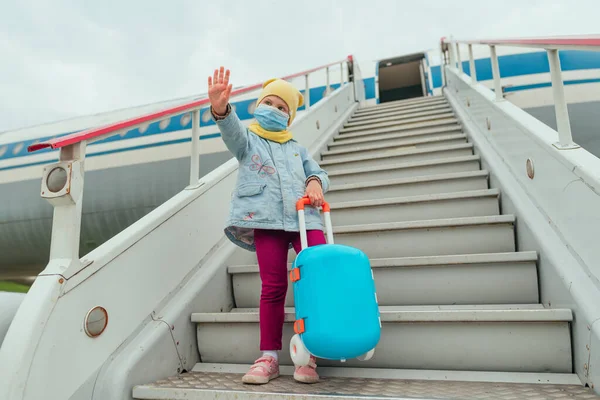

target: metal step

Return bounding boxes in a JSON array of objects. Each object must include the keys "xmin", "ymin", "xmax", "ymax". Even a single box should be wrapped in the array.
[
  {"xmin": 329, "ymin": 125, "xmax": 463, "ymax": 148},
  {"xmin": 325, "ymin": 170, "xmax": 490, "ymax": 203},
  {"xmin": 345, "ymin": 108, "xmax": 454, "ymax": 128},
  {"xmin": 340, "ymin": 113, "xmax": 456, "ymax": 134},
  {"xmin": 354, "ymin": 99, "xmax": 450, "ymax": 119},
  {"xmin": 132, "ymin": 368, "xmax": 593, "ymax": 400},
  {"xmin": 320, "ymin": 143, "xmax": 474, "ymax": 171},
  {"xmin": 226, "ymin": 213, "xmax": 513, "ymax": 268},
  {"xmin": 230, "ymin": 251, "xmax": 538, "ymax": 309},
  {"xmin": 328, "ymin": 155, "xmax": 481, "ymax": 185},
  {"xmin": 325, "ymin": 134, "xmax": 467, "ymax": 161},
  {"xmin": 135, "ymin": 369, "xmax": 591, "ymax": 400},
  {"xmin": 335, "ymin": 119, "xmax": 461, "ymax": 141},
  {"xmin": 192, "ymin": 304, "xmax": 571, "ymax": 372},
  {"xmin": 331, "ymin": 215, "xmax": 515, "ymax": 258},
  {"xmin": 353, "ymin": 101, "xmax": 451, "ymax": 120},
  {"xmin": 359, "ymin": 96, "xmax": 443, "ymax": 109},
  {"xmin": 357, "ymin": 96, "xmax": 446, "ymax": 113},
  {"xmin": 350, "ymin": 103, "xmax": 451, "ymax": 121},
  {"xmin": 329, "ymin": 188, "xmax": 499, "ymax": 225}
]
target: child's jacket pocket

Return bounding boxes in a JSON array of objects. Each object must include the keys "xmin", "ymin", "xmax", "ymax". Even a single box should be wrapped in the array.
[{"xmin": 236, "ymin": 183, "xmax": 266, "ymax": 197}]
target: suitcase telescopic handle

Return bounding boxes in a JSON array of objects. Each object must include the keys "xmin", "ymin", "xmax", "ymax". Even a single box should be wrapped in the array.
[{"xmin": 296, "ymin": 196, "xmax": 334, "ymax": 250}]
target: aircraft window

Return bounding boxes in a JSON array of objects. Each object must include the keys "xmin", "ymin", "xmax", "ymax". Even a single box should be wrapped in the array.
[
  {"xmin": 180, "ymin": 113, "xmax": 191, "ymax": 127},
  {"xmin": 159, "ymin": 118, "xmax": 170, "ymax": 130},
  {"xmin": 202, "ymin": 109, "xmax": 211, "ymax": 123},
  {"xmin": 13, "ymin": 142, "xmax": 23, "ymax": 155},
  {"xmin": 0, "ymin": 146, "xmax": 7, "ymax": 156},
  {"xmin": 139, "ymin": 123, "xmax": 149, "ymax": 134}
]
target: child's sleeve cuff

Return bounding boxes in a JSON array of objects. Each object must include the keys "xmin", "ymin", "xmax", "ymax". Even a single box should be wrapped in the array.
[{"xmin": 210, "ymin": 104, "xmax": 232, "ymax": 121}]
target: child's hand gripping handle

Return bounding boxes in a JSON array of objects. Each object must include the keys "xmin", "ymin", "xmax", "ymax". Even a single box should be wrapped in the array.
[{"xmin": 296, "ymin": 196, "xmax": 334, "ymax": 250}]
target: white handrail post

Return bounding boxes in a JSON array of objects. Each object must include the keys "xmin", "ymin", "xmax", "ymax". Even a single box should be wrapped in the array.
[
  {"xmin": 305, "ymin": 73, "xmax": 311, "ymax": 110},
  {"xmin": 547, "ymin": 49, "xmax": 579, "ymax": 149},
  {"xmin": 41, "ymin": 141, "xmax": 86, "ymax": 275},
  {"xmin": 440, "ymin": 40, "xmax": 446, "ymax": 87},
  {"xmin": 419, "ymin": 60, "xmax": 427, "ymax": 96},
  {"xmin": 326, "ymin": 66, "xmax": 330, "ymax": 96},
  {"xmin": 468, "ymin": 44, "xmax": 477, "ymax": 83},
  {"xmin": 340, "ymin": 62, "xmax": 344, "ymax": 86},
  {"xmin": 489, "ymin": 45, "xmax": 504, "ymax": 101},
  {"xmin": 448, "ymin": 41, "xmax": 457, "ymax": 69},
  {"xmin": 189, "ymin": 110, "xmax": 200, "ymax": 185},
  {"xmin": 455, "ymin": 42, "xmax": 463, "ymax": 73}
]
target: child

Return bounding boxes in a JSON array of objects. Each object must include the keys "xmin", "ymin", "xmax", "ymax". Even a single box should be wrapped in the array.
[{"xmin": 208, "ymin": 66, "xmax": 329, "ymax": 385}]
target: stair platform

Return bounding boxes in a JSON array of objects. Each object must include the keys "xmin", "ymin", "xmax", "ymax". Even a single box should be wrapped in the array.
[{"xmin": 133, "ymin": 368, "xmax": 597, "ymax": 399}]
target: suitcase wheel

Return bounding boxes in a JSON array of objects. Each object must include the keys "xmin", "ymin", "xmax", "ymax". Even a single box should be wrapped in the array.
[
  {"xmin": 290, "ymin": 334, "xmax": 311, "ymax": 366},
  {"xmin": 357, "ymin": 348, "xmax": 375, "ymax": 361}
]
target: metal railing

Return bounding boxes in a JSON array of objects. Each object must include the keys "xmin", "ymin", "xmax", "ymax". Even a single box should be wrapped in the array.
[
  {"xmin": 441, "ymin": 35, "xmax": 600, "ymax": 150},
  {"xmin": 28, "ymin": 56, "xmax": 353, "ymax": 276}
]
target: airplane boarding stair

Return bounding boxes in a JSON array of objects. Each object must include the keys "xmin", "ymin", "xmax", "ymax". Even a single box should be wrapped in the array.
[
  {"xmin": 2, "ymin": 42, "xmax": 600, "ymax": 400},
  {"xmin": 132, "ymin": 95, "xmax": 597, "ymax": 399}
]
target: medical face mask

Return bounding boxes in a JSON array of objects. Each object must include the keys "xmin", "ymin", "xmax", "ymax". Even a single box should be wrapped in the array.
[{"xmin": 253, "ymin": 104, "xmax": 289, "ymax": 131}]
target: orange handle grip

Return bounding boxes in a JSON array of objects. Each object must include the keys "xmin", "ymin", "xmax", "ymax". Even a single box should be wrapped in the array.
[{"xmin": 296, "ymin": 196, "xmax": 330, "ymax": 212}]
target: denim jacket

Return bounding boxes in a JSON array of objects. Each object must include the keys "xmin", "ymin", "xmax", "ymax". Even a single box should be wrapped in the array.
[{"xmin": 213, "ymin": 105, "xmax": 330, "ymax": 251}]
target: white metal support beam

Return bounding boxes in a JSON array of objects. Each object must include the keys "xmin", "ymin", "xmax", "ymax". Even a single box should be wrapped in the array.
[
  {"xmin": 468, "ymin": 44, "xmax": 477, "ymax": 82},
  {"xmin": 489, "ymin": 45, "xmax": 504, "ymax": 101},
  {"xmin": 547, "ymin": 49, "xmax": 579, "ymax": 149}
]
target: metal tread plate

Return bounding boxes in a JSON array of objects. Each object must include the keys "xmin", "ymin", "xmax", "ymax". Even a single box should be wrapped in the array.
[
  {"xmin": 227, "ymin": 250, "xmax": 536, "ymax": 274},
  {"xmin": 319, "ymin": 142, "xmax": 474, "ymax": 165},
  {"xmin": 327, "ymin": 154, "xmax": 480, "ymax": 177},
  {"xmin": 340, "ymin": 117, "xmax": 458, "ymax": 134},
  {"xmin": 192, "ymin": 304, "xmax": 572, "ymax": 323},
  {"xmin": 327, "ymin": 170, "xmax": 489, "ymax": 192},
  {"xmin": 133, "ymin": 371, "xmax": 599, "ymax": 399},
  {"xmin": 329, "ymin": 125, "xmax": 462, "ymax": 145}
]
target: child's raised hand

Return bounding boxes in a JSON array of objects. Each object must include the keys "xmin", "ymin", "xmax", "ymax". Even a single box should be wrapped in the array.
[
  {"xmin": 208, "ymin": 66, "xmax": 233, "ymax": 116},
  {"xmin": 305, "ymin": 180, "xmax": 324, "ymax": 208}
]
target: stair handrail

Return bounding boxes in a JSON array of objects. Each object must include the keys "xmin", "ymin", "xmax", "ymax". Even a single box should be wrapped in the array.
[
  {"xmin": 27, "ymin": 56, "xmax": 352, "ymax": 279},
  {"xmin": 28, "ymin": 57, "xmax": 351, "ymax": 154},
  {"xmin": 0, "ymin": 64, "xmax": 361, "ymax": 400},
  {"xmin": 441, "ymin": 35, "xmax": 600, "ymax": 150},
  {"xmin": 441, "ymin": 36, "xmax": 600, "ymax": 392}
]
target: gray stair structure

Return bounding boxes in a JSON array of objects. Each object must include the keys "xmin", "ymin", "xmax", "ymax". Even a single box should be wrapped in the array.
[
  {"xmin": 326, "ymin": 170, "xmax": 491, "ymax": 202},
  {"xmin": 349, "ymin": 102, "xmax": 451, "ymax": 121},
  {"xmin": 133, "ymin": 372, "xmax": 593, "ymax": 400},
  {"xmin": 328, "ymin": 189, "xmax": 501, "ymax": 225},
  {"xmin": 320, "ymin": 143, "xmax": 475, "ymax": 171},
  {"xmin": 230, "ymin": 252, "xmax": 539, "ymax": 308},
  {"xmin": 192, "ymin": 305, "xmax": 572, "ymax": 372},
  {"xmin": 344, "ymin": 108, "xmax": 454, "ymax": 128},
  {"xmin": 133, "ymin": 95, "xmax": 592, "ymax": 399},
  {"xmin": 340, "ymin": 115, "xmax": 459, "ymax": 135},
  {"xmin": 330, "ymin": 124, "xmax": 464, "ymax": 146},
  {"xmin": 326, "ymin": 132, "xmax": 468, "ymax": 157},
  {"xmin": 327, "ymin": 155, "xmax": 482, "ymax": 185},
  {"xmin": 352, "ymin": 96, "xmax": 448, "ymax": 116}
]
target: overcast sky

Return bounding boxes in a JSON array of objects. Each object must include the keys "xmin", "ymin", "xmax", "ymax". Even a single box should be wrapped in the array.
[{"xmin": 1, "ymin": 0, "xmax": 598, "ymax": 132}]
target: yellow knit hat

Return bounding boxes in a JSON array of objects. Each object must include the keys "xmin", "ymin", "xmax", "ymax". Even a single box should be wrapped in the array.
[{"xmin": 256, "ymin": 78, "xmax": 305, "ymax": 125}]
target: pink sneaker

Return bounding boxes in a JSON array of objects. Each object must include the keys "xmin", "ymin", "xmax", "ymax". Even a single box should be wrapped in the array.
[
  {"xmin": 242, "ymin": 356, "xmax": 280, "ymax": 384},
  {"xmin": 294, "ymin": 356, "xmax": 319, "ymax": 383}
]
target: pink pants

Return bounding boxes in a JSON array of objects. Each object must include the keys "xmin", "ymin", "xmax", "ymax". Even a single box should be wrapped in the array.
[{"xmin": 254, "ymin": 228, "xmax": 327, "ymax": 351}]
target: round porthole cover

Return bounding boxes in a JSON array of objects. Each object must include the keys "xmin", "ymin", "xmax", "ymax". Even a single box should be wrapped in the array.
[{"xmin": 84, "ymin": 306, "xmax": 108, "ymax": 338}]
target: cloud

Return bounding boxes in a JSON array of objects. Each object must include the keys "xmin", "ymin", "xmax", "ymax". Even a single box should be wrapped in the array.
[{"xmin": 0, "ymin": 0, "xmax": 598, "ymax": 132}]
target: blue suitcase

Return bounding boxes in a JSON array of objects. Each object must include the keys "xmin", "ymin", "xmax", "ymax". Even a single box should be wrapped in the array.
[{"xmin": 289, "ymin": 196, "xmax": 381, "ymax": 366}]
